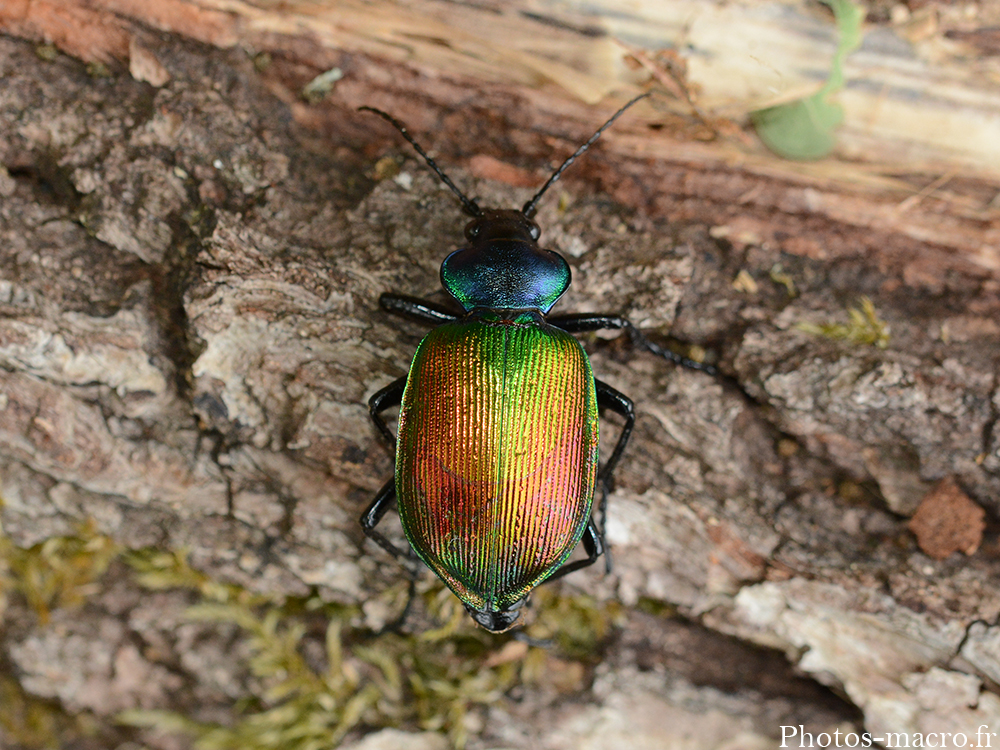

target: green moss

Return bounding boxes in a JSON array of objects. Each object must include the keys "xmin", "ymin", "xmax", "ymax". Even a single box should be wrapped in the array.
[
  {"xmin": 119, "ymin": 569, "xmax": 620, "ymax": 749},
  {"xmin": 122, "ymin": 547, "xmax": 251, "ymax": 604},
  {"xmin": 523, "ymin": 587, "xmax": 623, "ymax": 660},
  {"xmin": 252, "ymin": 52, "xmax": 272, "ymax": 73},
  {"xmin": 2, "ymin": 519, "xmax": 620, "ymax": 750},
  {"xmin": 0, "ymin": 516, "xmax": 113, "ymax": 749},
  {"xmin": 34, "ymin": 44, "xmax": 59, "ymax": 62},
  {"xmin": 0, "ymin": 675, "xmax": 63, "ymax": 750},
  {"xmin": 0, "ymin": 519, "xmax": 118, "ymax": 624},
  {"xmin": 86, "ymin": 61, "xmax": 111, "ymax": 78},
  {"xmin": 769, "ymin": 263, "xmax": 797, "ymax": 298},
  {"xmin": 122, "ymin": 604, "xmax": 382, "ymax": 749},
  {"xmin": 636, "ymin": 596, "xmax": 680, "ymax": 619},
  {"xmin": 796, "ymin": 296, "xmax": 891, "ymax": 349}
]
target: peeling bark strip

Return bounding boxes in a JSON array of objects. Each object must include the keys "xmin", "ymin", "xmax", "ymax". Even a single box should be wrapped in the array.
[
  {"xmin": 3, "ymin": 1, "xmax": 1000, "ymax": 267},
  {"xmin": 1, "ymin": 0, "xmax": 1000, "ymax": 746}
]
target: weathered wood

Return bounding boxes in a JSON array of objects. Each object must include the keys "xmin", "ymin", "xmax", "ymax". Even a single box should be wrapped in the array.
[{"xmin": 1, "ymin": 1, "xmax": 999, "ymax": 747}]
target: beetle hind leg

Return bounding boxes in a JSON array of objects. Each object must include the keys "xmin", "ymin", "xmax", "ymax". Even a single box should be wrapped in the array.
[
  {"xmin": 361, "ymin": 481, "xmax": 424, "ymax": 633},
  {"xmin": 360, "ymin": 479, "xmax": 410, "ymax": 558},
  {"xmin": 374, "ymin": 576, "xmax": 418, "ymax": 635},
  {"xmin": 595, "ymin": 379, "xmax": 635, "ymax": 574},
  {"xmin": 547, "ymin": 519, "xmax": 605, "ymax": 582}
]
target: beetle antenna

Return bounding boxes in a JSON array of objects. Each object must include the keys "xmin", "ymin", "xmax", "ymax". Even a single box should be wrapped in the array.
[
  {"xmin": 521, "ymin": 93, "xmax": 650, "ymax": 218},
  {"xmin": 359, "ymin": 106, "xmax": 483, "ymax": 217}
]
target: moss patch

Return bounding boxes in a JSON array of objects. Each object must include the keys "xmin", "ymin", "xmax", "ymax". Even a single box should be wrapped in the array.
[{"xmin": 1, "ymin": 522, "xmax": 620, "ymax": 749}]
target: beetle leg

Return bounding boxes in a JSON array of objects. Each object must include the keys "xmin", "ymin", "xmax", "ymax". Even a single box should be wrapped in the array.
[
  {"xmin": 547, "ymin": 312, "xmax": 716, "ymax": 375},
  {"xmin": 595, "ymin": 379, "xmax": 635, "ymax": 487},
  {"xmin": 380, "ymin": 293, "xmax": 460, "ymax": 326},
  {"xmin": 376, "ymin": 576, "xmax": 418, "ymax": 635},
  {"xmin": 369, "ymin": 376, "xmax": 407, "ymax": 447},
  {"xmin": 595, "ymin": 379, "xmax": 635, "ymax": 573},
  {"xmin": 546, "ymin": 518, "xmax": 605, "ymax": 582},
  {"xmin": 592, "ymin": 480, "xmax": 613, "ymax": 574},
  {"xmin": 360, "ymin": 478, "xmax": 412, "ymax": 560}
]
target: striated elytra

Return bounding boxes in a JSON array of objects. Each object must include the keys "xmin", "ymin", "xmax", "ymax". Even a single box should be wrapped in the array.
[{"xmin": 361, "ymin": 96, "xmax": 713, "ymax": 632}]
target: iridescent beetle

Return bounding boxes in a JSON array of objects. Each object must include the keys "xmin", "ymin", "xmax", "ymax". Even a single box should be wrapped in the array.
[{"xmin": 361, "ymin": 96, "xmax": 712, "ymax": 632}]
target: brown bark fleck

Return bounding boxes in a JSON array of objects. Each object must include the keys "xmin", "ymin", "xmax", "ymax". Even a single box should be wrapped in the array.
[{"xmin": 909, "ymin": 477, "xmax": 987, "ymax": 560}]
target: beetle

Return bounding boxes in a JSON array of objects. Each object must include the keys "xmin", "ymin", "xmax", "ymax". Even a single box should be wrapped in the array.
[{"xmin": 360, "ymin": 95, "xmax": 712, "ymax": 632}]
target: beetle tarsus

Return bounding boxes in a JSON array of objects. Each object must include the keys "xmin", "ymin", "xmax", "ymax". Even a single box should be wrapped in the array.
[
  {"xmin": 630, "ymin": 326, "xmax": 718, "ymax": 375},
  {"xmin": 596, "ymin": 481, "xmax": 614, "ymax": 574}
]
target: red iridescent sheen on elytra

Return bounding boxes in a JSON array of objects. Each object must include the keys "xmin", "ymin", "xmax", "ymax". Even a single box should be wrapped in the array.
[{"xmin": 395, "ymin": 310, "xmax": 599, "ymax": 614}]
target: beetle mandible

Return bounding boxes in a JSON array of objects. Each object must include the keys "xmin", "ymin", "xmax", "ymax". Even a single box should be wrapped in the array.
[{"xmin": 360, "ymin": 95, "xmax": 713, "ymax": 632}]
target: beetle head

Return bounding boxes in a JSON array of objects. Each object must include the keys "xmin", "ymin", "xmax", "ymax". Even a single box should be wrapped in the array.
[
  {"xmin": 441, "ymin": 209, "xmax": 570, "ymax": 314},
  {"xmin": 463, "ymin": 209, "xmax": 539, "ymax": 243},
  {"xmin": 466, "ymin": 600, "xmax": 524, "ymax": 633}
]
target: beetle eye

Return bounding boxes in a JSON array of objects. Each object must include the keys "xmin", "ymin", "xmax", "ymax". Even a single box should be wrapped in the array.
[
  {"xmin": 465, "ymin": 222, "xmax": 481, "ymax": 239},
  {"xmin": 529, "ymin": 224, "xmax": 540, "ymax": 241}
]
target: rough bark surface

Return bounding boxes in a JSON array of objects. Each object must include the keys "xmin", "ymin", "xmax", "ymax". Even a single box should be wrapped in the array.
[{"xmin": 1, "ymin": 10, "xmax": 999, "ymax": 749}]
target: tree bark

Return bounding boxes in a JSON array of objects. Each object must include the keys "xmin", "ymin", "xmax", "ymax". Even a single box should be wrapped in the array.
[{"xmin": 1, "ymin": 1, "xmax": 999, "ymax": 748}]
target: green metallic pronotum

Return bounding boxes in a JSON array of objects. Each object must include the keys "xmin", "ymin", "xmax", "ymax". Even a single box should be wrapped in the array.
[{"xmin": 395, "ymin": 311, "xmax": 599, "ymax": 614}]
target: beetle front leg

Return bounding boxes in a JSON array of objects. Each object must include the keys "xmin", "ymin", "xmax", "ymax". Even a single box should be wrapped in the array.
[
  {"xmin": 380, "ymin": 293, "xmax": 460, "ymax": 326},
  {"xmin": 548, "ymin": 312, "xmax": 716, "ymax": 375},
  {"xmin": 595, "ymin": 379, "xmax": 635, "ymax": 573}
]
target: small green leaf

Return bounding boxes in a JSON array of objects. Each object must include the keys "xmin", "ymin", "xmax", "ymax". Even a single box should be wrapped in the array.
[
  {"xmin": 752, "ymin": 96, "xmax": 843, "ymax": 160},
  {"xmin": 752, "ymin": 0, "xmax": 864, "ymax": 160}
]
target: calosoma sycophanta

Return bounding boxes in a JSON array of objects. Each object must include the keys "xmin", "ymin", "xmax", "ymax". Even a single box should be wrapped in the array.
[{"xmin": 360, "ymin": 95, "xmax": 714, "ymax": 632}]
